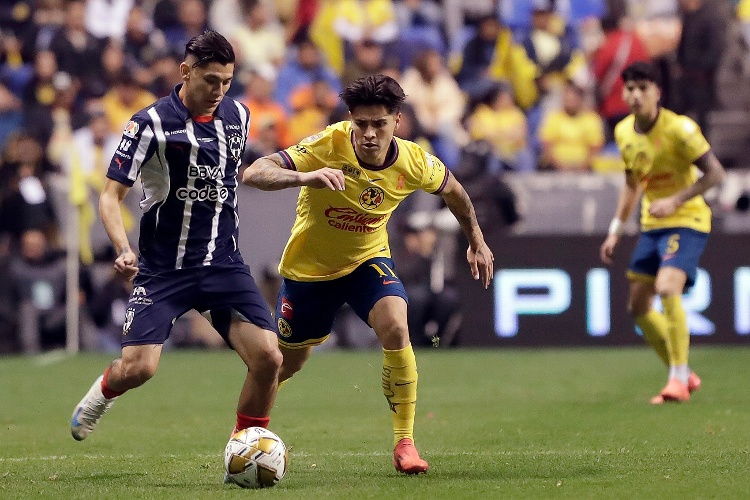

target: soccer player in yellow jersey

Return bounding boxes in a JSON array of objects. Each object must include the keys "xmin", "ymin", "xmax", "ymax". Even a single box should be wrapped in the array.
[
  {"xmin": 600, "ymin": 62, "xmax": 725, "ymax": 404},
  {"xmin": 243, "ymin": 74, "xmax": 494, "ymax": 473}
]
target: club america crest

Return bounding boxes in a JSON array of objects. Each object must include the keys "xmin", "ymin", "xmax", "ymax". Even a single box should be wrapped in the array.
[{"xmin": 227, "ymin": 134, "xmax": 244, "ymax": 162}]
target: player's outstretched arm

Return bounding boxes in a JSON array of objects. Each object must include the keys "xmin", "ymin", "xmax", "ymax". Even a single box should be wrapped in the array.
[
  {"xmin": 648, "ymin": 151, "xmax": 726, "ymax": 219},
  {"xmin": 100, "ymin": 178, "xmax": 138, "ymax": 281},
  {"xmin": 600, "ymin": 170, "xmax": 639, "ymax": 265},
  {"xmin": 242, "ymin": 153, "xmax": 345, "ymax": 191},
  {"xmin": 440, "ymin": 175, "xmax": 494, "ymax": 289}
]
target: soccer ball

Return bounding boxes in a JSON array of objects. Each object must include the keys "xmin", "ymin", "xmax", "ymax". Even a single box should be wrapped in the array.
[{"xmin": 224, "ymin": 427, "xmax": 288, "ymax": 488}]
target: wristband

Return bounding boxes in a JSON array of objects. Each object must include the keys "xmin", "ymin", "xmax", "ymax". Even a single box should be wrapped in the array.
[{"xmin": 608, "ymin": 218, "xmax": 624, "ymax": 236}]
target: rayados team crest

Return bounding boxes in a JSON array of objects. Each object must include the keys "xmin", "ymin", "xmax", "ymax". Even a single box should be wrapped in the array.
[{"xmin": 227, "ymin": 134, "xmax": 244, "ymax": 162}]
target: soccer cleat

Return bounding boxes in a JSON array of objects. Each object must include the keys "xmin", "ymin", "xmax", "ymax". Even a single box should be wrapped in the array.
[
  {"xmin": 70, "ymin": 375, "xmax": 116, "ymax": 441},
  {"xmin": 393, "ymin": 438, "xmax": 429, "ymax": 474},
  {"xmin": 649, "ymin": 378, "xmax": 690, "ymax": 405},
  {"xmin": 688, "ymin": 371, "xmax": 701, "ymax": 393}
]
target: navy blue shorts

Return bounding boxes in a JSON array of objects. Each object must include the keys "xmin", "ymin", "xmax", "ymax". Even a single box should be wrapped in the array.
[
  {"xmin": 627, "ymin": 227, "xmax": 709, "ymax": 290},
  {"xmin": 275, "ymin": 257, "xmax": 408, "ymax": 348},
  {"xmin": 122, "ymin": 263, "xmax": 275, "ymax": 347}
]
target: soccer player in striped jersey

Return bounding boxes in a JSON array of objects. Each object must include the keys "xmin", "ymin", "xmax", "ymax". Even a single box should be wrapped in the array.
[
  {"xmin": 70, "ymin": 31, "xmax": 283, "ymax": 458},
  {"xmin": 243, "ymin": 74, "xmax": 495, "ymax": 474},
  {"xmin": 600, "ymin": 61, "xmax": 726, "ymax": 403}
]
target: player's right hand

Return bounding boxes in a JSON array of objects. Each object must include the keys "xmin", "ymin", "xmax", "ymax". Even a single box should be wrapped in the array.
[
  {"xmin": 599, "ymin": 235, "xmax": 619, "ymax": 265},
  {"xmin": 114, "ymin": 249, "xmax": 139, "ymax": 282},
  {"xmin": 299, "ymin": 168, "xmax": 346, "ymax": 191}
]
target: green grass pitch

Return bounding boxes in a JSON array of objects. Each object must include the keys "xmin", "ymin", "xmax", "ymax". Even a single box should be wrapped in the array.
[{"xmin": 1, "ymin": 346, "xmax": 750, "ymax": 499}]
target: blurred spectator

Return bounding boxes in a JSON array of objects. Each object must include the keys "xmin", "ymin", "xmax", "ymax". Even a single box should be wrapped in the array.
[
  {"xmin": 393, "ymin": 101, "xmax": 431, "ymax": 150},
  {"xmin": 522, "ymin": 0, "xmax": 582, "ymax": 97},
  {"xmin": 456, "ymin": 14, "xmax": 539, "ymax": 110},
  {"xmin": 241, "ymin": 64, "xmax": 290, "ymax": 148},
  {"xmin": 84, "ymin": 0, "xmax": 134, "ymax": 41},
  {"xmin": 467, "ymin": 81, "xmax": 534, "ymax": 172},
  {"xmin": 24, "ymin": 70, "xmax": 83, "ymax": 147},
  {"xmin": 21, "ymin": 50, "xmax": 57, "ymax": 112},
  {"xmin": 310, "ymin": 0, "xmax": 398, "ymax": 75},
  {"xmin": 47, "ymin": 0, "xmax": 105, "ymax": 98},
  {"xmin": 101, "ymin": 39, "xmax": 128, "ymax": 87},
  {"xmin": 147, "ymin": 50, "xmax": 182, "ymax": 98},
  {"xmin": 0, "ymin": 132, "xmax": 57, "ymax": 249},
  {"xmin": 332, "ymin": 0, "xmax": 399, "ymax": 49},
  {"xmin": 392, "ymin": 0, "xmax": 446, "ymax": 68},
  {"xmin": 162, "ymin": 0, "xmax": 208, "ymax": 55},
  {"xmin": 1, "ymin": 32, "xmax": 34, "ymax": 96},
  {"xmin": 590, "ymin": 1, "xmax": 649, "ymax": 140},
  {"xmin": 0, "ymin": 0, "xmax": 36, "ymax": 63},
  {"xmin": 231, "ymin": 0, "xmax": 286, "ymax": 71},
  {"xmin": 452, "ymin": 139, "xmax": 520, "ymax": 231},
  {"xmin": 8, "ymin": 229, "xmax": 66, "ymax": 353},
  {"xmin": 243, "ymin": 119, "xmax": 285, "ymax": 165},
  {"xmin": 122, "ymin": 5, "xmax": 169, "ymax": 71},
  {"xmin": 152, "ymin": 0, "xmax": 181, "ymax": 33},
  {"xmin": 275, "ymin": 37, "xmax": 342, "ymax": 113},
  {"xmin": 208, "ymin": 0, "xmax": 244, "ymax": 37},
  {"xmin": 53, "ymin": 101, "xmax": 133, "ymax": 264},
  {"xmin": 341, "ymin": 39, "xmax": 387, "ymax": 86},
  {"xmin": 401, "ymin": 48, "xmax": 466, "ymax": 168},
  {"xmin": 0, "ymin": 81, "xmax": 23, "ymax": 149},
  {"xmin": 286, "ymin": 77, "xmax": 339, "ymax": 144},
  {"xmin": 442, "ymin": 0, "xmax": 498, "ymax": 55},
  {"xmin": 538, "ymin": 80, "xmax": 605, "ymax": 171},
  {"xmin": 397, "ymin": 211, "xmax": 461, "ymax": 347},
  {"xmin": 286, "ymin": 0, "xmax": 321, "ymax": 44},
  {"xmin": 674, "ymin": 0, "xmax": 728, "ymax": 133},
  {"xmin": 101, "ymin": 70, "xmax": 157, "ymax": 134}
]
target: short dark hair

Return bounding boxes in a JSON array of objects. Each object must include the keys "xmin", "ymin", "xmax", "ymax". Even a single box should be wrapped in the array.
[
  {"xmin": 185, "ymin": 30, "xmax": 235, "ymax": 68},
  {"xmin": 339, "ymin": 74, "xmax": 406, "ymax": 114},
  {"xmin": 621, "ymin": 61, "xmax": 660, "ymax": 87}
]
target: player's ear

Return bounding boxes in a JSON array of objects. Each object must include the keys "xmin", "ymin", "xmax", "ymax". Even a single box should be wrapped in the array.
[
  {"xmin": 394, "ymin": 112, "xmax": 401, "ymax": 130},
  {"xmin": 179, "ymin": 62, "xmax": 191, "ymax": 82}
]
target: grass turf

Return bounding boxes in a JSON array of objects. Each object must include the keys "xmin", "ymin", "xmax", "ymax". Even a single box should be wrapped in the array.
[{"xmin": 1, "ymin": 346, "xmax": 749, "ymax": 499}]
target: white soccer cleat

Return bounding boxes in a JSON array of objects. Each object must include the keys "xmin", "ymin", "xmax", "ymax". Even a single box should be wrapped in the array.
[{"xmin": 70, "ymin": 375, "xmax": 116, "ymax": 441}]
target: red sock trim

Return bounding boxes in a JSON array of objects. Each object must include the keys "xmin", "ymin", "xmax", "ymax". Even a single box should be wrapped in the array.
[
  {"xmin": 236, "ymin": 412, "xmax": 270, "ymax": 430},
  {"xmin": 101, "ymin": 367, "xmax": 126, "ymax": 399}
]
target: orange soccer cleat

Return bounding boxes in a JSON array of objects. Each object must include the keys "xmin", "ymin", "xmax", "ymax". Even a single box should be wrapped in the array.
[
  {"xmin": 650, "ymin": 378, "xmax": 690, "ymax": 404},
  {"xmin": 687, "ymin": 371, "xmax": 702, "ymax": 393},
  {"xmin": 393, "ymin": 438, "xmax": 429, "ymax": 475}
]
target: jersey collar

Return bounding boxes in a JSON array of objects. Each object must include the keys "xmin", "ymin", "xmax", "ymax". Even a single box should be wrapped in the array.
[
  {"xmin": 633, "ymin": 107, "xmax": 661, "ymax": 135},
  {"xmin": 350, "ymin": 131, "xmax": 399, "ymax": 171},
  {"xmin": 170, "ymin": 84, "xmax": 227, "ymax": 122}
]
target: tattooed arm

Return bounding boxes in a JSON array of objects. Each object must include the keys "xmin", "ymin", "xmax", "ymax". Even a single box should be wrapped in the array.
[
  {"xmin": 242, "ymin": 153, "xmax": 346, "ymax": 191},
  {"xmin": 439, "ymin": 174, "xmax": 494, "ymax": 288}
]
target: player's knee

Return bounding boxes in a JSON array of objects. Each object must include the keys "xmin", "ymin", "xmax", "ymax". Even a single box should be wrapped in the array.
[
  {"xmin": 247, "ymin": 344, "xmax": 283, "ymax": 379},
  {"xmin": 119, "ymin": 359, "xmax": 157, "ymax": 388},
  {"xmin": 377, "ymin": 322, "xmax": 410, "ymax": 350}
]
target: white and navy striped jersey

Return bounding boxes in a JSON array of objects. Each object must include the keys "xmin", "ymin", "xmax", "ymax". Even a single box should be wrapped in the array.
[{"xmin": 107, "ymin": 84, "xmax": 250, "ymax": 273}]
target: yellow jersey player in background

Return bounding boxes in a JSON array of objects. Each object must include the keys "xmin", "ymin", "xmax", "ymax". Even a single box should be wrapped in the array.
[
  {"xmin": 243, "ymin": 74, "xmax": 494, "ymax": 474},
  {"xmin": 600, "ymin": 61, "xmax": 726, "ymax": 404}
]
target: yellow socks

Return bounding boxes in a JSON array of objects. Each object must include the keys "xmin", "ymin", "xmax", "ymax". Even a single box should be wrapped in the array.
[
  {"xmin": 661, "ymin": 295, "xmax": 690, "ymax": 367},
  {"xmin": 634, "ymin": 309, "xmax": 670, "ymax": 366},
  {"xmin": 382, "ymin": 345, "xmax": 418, "ymax": 447}
]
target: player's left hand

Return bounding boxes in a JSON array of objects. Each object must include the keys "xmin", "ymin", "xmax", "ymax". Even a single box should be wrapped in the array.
[
  {"xmin": 467, "ymin": 242, "xmax": 494, "ymax": 289},
  {"xmin": 648, "ymin": 196, "xmax": 679, "ymax": 218}
]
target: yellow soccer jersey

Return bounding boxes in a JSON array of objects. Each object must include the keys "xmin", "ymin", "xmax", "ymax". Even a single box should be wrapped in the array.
[
  {"xmin": 277, "ymin": 121, "xmax": 449, "ymax": 281},
  {"xmin": 614, "ymin": 108, "xmax": 712, "ymax": 233}
]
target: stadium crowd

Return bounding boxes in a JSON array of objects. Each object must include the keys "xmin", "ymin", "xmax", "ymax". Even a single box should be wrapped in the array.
[{"xmin": 0, "ymin": 0, "xmax": 745, "ymax": 353}]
